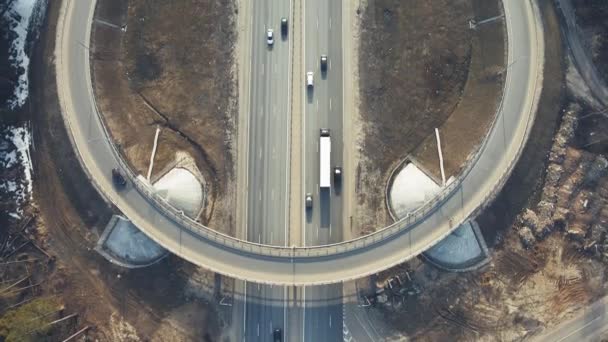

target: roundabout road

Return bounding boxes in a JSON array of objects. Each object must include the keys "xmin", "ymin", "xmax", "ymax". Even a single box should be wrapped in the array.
[{"xmin": 56, "ymin": 0, "xmax": 544, "ymax": 285}]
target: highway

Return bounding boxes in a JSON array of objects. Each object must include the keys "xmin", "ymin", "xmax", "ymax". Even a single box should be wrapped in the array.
[
  {"xmin": 239, "ymin": 0, "xmax": 291, "ymax": 340},
  {"xmin": 56, "ymin": 0, "xmax": 544, "ymax": 285},
  {"xmin": 238, "ymin": 0, "xmax": 345, "ymax": 339},
  {"xmin": 302, "ymin": 0, "xmax": 344, "ymax": 340}
]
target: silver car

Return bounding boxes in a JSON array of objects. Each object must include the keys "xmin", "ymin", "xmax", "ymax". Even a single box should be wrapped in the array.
[{"xmin": 305, "ymin": 193, "xmax": 313, "ymax": 209}]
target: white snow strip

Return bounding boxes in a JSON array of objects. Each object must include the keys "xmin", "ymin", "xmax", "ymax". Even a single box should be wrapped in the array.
[
  {"xmin": 11, "ymin": 125, "xmax": 33, "ymax": 196},
  {"xmin": 3, "ymin": 0, "xmax": 48, "ymax": 109},
  {"xmin": 2, "ymin": 150, "xmax": 18, "ymax": 168}
]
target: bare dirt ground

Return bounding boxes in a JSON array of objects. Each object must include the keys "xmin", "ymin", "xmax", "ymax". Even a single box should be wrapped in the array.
[
  {"xmin": 91, "ymin": 0, "xmax": 238, "ymax": 234},
  {"xmin": 354, "ymin": 0, "xmax": 505, "ymax": 234},
  {"xmin": 572, "ymin": 1, "xmax": 608, "ymax": 83},
  {"xmin": 0, "ymin": 1, "xmax": 228, "ymax": 340},
  {"xmin": 369, "ymin": 102, "xmax": 608, "ymax": 341},
  {"xmin": 363, "ymin": 1, "xmax": 608, "ymax": 340}
]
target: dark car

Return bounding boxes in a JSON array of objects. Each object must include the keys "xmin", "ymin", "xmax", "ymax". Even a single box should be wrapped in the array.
[
  {"xmin": 334, "ymin": 166, "xmax": 342, "ymax": 184},
  {"xmin": 273, "ymin": 328, "xmax": 282, "ymax": 342},
  {"xmin": 112, "ymin": 168, "xmax": 127, "ymax": 188},
  {"xmin": 320, "ymin": 54, "xmax": 328, "ymax": 72},
  {"xmin": 281, "ymin": 17, "xmax": 288, "ymax": 36}
]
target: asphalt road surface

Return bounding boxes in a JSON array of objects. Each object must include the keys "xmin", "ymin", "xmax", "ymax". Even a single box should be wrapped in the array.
[
  {"xmin": 302, "ymin": 0, "xmax": 344, "ymax": 340},
  {"xmin": 241, "ymin": 0, "xmax": 292, "ymax": 340},
  {"xmin": 58, "ymin": 0, "xmax": 543, "ymax": 285},
  {"xmin": 557, "ymin": 0, "xmax": 608, "ymax": 108},
  {"xmin": 534, "ymin": 296, "xmax": 608, "ymax": 342}
]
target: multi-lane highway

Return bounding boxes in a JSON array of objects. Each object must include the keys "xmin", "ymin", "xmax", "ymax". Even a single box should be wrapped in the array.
[
  {"xmin": 302, "ymin": 0, "xmax": 345, "ymax": 340},
  {"xmin": 303, "ymin": 0, "xmax": 344, "ymax": 245},
  {"xmin": 237, "ymin": 0, "xmax": 345, "ymax": 339},
  {"xmin": 239, "ymin": 0, "xmax": 292, "ymax": 340},
  {"xmin": 57, "ymin": 0, "xmax": 544, "ymax": 285}
]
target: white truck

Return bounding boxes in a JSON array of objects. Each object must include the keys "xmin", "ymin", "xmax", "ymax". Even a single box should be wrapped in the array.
[{"xmin": 320, "ymin": 129, "xmax": 331, "ymax": 189}]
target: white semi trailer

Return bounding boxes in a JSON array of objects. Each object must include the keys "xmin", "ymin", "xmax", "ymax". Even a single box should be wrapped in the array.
[{"xmin": 320, "ymin": 129, "xmax": 331, "ymax": 189}]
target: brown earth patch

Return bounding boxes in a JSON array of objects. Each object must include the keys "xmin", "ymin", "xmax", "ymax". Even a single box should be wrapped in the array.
[
  {"xmin": 91, "ymin": 0, "xmax": 238, "ymax": 233},
  {"xmin": 0, "ymin": 0, "xmax": 226, "ymax": 340},
  {"xmin": 355, "ymin": 0, "xmax": 505, "ymax": 233},
  {"xmin": 366, "ymin": 2, "xmax": 608, "ymax": 340}
]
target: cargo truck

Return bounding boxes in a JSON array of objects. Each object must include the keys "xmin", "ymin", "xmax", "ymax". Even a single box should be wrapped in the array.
[{"xmin": 320, "ymin": 129, "xmax": 331, "ymax": 189}]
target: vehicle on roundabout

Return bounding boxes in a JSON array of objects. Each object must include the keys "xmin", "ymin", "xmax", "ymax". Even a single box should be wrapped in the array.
[{"xmin": 111, "ymin": 168, "xmax": 127, "ymax": 188}]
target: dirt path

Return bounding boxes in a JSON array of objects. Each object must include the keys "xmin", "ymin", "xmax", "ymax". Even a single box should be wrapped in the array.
[{"xmin": 570, "ymin": 2, "xmax": 608, "ymax": 88}]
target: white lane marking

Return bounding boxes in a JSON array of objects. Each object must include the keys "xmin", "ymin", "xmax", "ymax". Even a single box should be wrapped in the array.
[
  {"xmin": 259, "ymin": 148, "xmax": 262, "ymax": 160},
  {"xmin": 270, "ymin": 321, "xmax": 273, "ymax": 334},
  {"xmin": 317, "ymin": 225, "xmax": 319, "ymax": 239},
  {"xmin": 555, "ymin": 316, "xmax": 602, "ymax": 342},
  {"xmin": 329, "ymin": 314, "xmax": 332, "ymax": 328},
  {"xmin": 259, "ymin": 233, "xmax": 261, "ymax": 243},
  {"xmin": 330, "ymin": 17, "xmax": 332, "ymax": 29},
  {"xmin": 317, "ymin": 18, "xmax": 319, "ymax": 29},
  {"xmin": 330, "ymin": 98, "xmax": 332, "ymax": 111},
  {"xmin": 283, "ymin": 287, "xmax": 287, "ymax": 342},
  {"xmin": 271, "ymin": 231, "xmax": 274, "ymax": 244},
  {"xmin": 259, "ymin": 191, "xmax": 262, "ymax": 201},
  {"xmin": 257, "ymin": 323, "xmax": 260, "ymax": 337},
  {"xmin": 350, "ymin": 306, "xmax": 379, "ymax": 341},
  {"xmin": 329, "ymin": 58, "xmax": 332, "ymax": 70},
  {"xmin": 301, "ymin": 0, "xmax": 308, "ymax": 249},
  {"xmin": 243, "ymin": 283, "xmax": 247, "ymax": 333},
  {"xmin": 303, "ymin": 286, "xmax": 306, "ymax": 341},
  {"xmin": 262, "ymin": 63, "xmax": 265, "ymax": 76},
  {"xmin": 285, "ymin": 0, "xmax": 294, "ymax": 253},
  {"xmin": 316, "ymin": 185, "xmax": 319, "ymax": 195}
]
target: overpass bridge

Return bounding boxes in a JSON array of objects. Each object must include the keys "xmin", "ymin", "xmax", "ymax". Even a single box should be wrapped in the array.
[{"xmin": 55, "ymin": 0, "xmax": 544, "ymax": 285}]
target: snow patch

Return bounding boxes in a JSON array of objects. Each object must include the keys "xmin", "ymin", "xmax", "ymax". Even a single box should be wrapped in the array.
[
  {"xmin": 11, "ymin": 125, "xmax": 33, "ymax": 195},
  {"xmin": 3, "ymin": 0, "xmax": 48, "ymax": 109},
  {"xmin": 0, "ymin": 123, "xmax": 33, "ymax": 220},
  {"xmin": 153, "ymin": 168, "xmax": 203, "ymax": 218},
  {"xmin": 2, "ymin": 150, "xmax": 17, "ymax": 168},
  {"xmin": 389, "ymin": 163, "xmax": 441, "ymax": 218}
]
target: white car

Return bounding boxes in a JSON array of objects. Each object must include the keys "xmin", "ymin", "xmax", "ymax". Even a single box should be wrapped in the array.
[
  {"xmin": 267, "ymin": 29, "xmax": 274, "ymax": 45},
  {"xmin": 306, "ymin": 71, "xmax": 313, "ymax": 87}
]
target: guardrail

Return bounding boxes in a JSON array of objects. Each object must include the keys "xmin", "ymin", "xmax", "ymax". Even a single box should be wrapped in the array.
[{"xmin": 67, "ymin": 0, "xmax": 540, "ymax": 261}]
